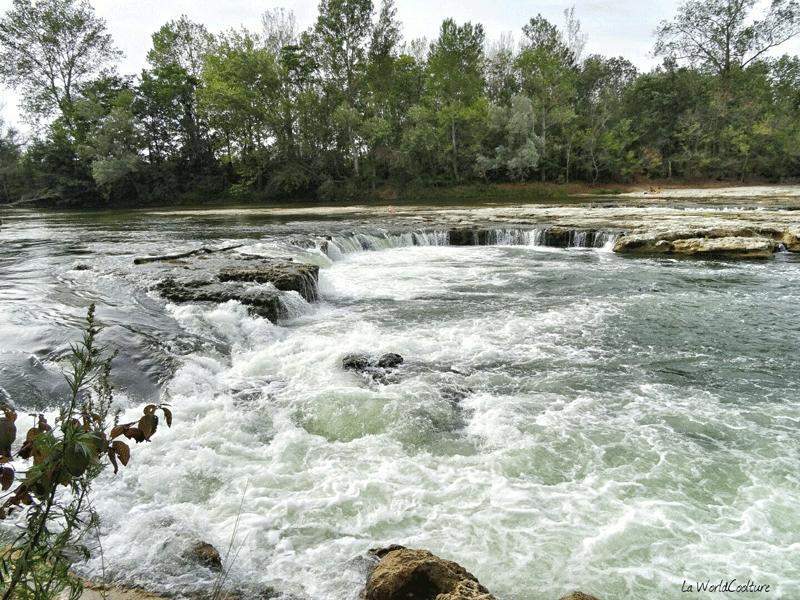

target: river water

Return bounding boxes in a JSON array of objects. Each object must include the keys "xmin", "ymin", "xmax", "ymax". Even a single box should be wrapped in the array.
[{"xmin": 1, "ymin": 207, "xmax": 799, "ymax": 599}]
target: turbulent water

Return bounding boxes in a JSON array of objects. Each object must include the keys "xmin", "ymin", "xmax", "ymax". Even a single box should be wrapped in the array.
[{"xmin": 1, "ymin": 207, "xmax": 799, "ymax": 599}]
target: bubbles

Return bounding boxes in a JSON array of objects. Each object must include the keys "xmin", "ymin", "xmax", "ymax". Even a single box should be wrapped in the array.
[{"xmin": 79, "ymin": 244, "xmax": 800, "ymax": 599}]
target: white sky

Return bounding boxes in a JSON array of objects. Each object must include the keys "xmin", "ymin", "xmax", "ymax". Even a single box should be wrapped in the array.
[{"xmin": 1, "ymin": 0, "xmax": 798, "ymax": 133}]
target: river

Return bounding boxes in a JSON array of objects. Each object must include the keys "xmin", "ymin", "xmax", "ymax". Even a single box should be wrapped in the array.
[{"xmin": 1, "ymin": 205, "xmax": 799, "ymax": 599}]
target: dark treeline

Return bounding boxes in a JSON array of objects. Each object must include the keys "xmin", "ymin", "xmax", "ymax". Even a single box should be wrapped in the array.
[{"xmin": 0, "ymin": 0, "xmax": 799, "ymax": 206}]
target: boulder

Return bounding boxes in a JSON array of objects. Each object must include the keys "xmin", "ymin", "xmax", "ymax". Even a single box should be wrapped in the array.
[
  {"xmin": 342, "ymin": 353, "xmax": 404, "ymax": 383},
  {"xmin": 558, "ymin": 593, "xmax": 600, "ymax": 600},
  {"xmin": 365, "ymin": 546, "xmax": 495, "ymax": 600},
  {"xmin": 218, "ymin": 260, "xmax": 319, "ymax": 302},
  {"xmin": 189, "ymin": 541, "xmax": 223, "ymax": 571},
  {"xmin": 782, "ymin": 227, "xmax": 800, "ymax": 252},
  {"xmin": 343, "ymin": 353, "xmax": 371, "ymax": 372},
  {"xmin": 377, "ymin": 353, "xmax": 404, "ymax": 369}
]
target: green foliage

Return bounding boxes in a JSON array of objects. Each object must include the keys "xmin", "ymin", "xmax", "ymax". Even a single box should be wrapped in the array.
[
  {"xmin": 0, "ymin": 118, "xmax": 22, "ymax": 203},
  {"xmin": 478, "ymin": 95, "xmax": 541, "ymax": 181},
  {"xmin": 0, "ymin": 305, "xmax": 172, "ymax": 600},
  {"xmin": 0, "ymin": 0, "xmax": 120, "ymax": 127},
  {"xmin": 654, "ymin": 0, "xmax": 800, "ymax": 75},
  {"xmin": 0, "ymin": 0, "xmax": 799, "ymax": 206}
]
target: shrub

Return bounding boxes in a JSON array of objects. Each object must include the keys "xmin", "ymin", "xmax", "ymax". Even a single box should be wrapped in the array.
[{"xmin": 0, "ymin": 305, "xmax": 171, "ymax": 599}]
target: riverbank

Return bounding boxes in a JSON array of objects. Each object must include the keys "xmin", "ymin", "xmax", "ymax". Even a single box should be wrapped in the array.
[{"xmin": 6, "ymin": 180, "xmax": 799, "ymax": 211}]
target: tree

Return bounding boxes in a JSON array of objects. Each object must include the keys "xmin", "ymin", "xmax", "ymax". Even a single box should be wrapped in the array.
[
  {"xmin": 261, "ymin": 8, "xmax": 297, "ymax": 55},
  {"xmin": 654, "ymin": 0, "xmax": 800, "ymax": 76},
  {"xmin": 201, "ymin": 29, "xmax": 281, "ymax": 190},
  {"xmin": 576, "ymin": 56, "xmax": 638, "ymax": 181},
  {"xmin": 427, "ymin": 19, "xmax": 487, "ymax": 181},
  {"xmin": 477, "ymin": 94, "xmax": 540, "ymax": 181},
  {"xmin": 313, "ymin": 0, "xmax": 374, "ymax": 177},
  {"xmin": 76, "ymin": 81, "xmax": 145, "ymax": 202},
  {"xmin": 0, "ymin": 116, "xmax": 22, "ymax": 202},
  {"xmin": 485, "ymin": 33, "xmax": 519, "ymax": 107},
  {"xmin": 141, "ymin": 17, "xmax": 217, "ymax": 190},
  {"xmin": 0, "ymin": 0, "xmax": 120, "ymax": 129},
  {"xmin": 517, "ymin": 15, "xmax": 578, "ymax": 181}
]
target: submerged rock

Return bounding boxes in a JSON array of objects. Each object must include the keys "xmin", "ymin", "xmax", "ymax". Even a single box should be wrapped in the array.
[
  {"xmin": 156, "ymin": 277, "xmax": 283, "ymax": 322},
  {"xmin": 188, "ymin": 541, "xmax": 223, "ymax": 572},
  {"xmin": 377, "ymin": 353, "xmax": 404, "ymax": 369},
  {"xmin": 342, "ymin": 353, "xmax": 404, "ymax": 383},
  {"xmin": 343, "ymin": 353, "xmax": 372, "ymax": 371},
  {"xmin": 365, "ymin": 546, "xmax": 495, "ymax": 600}
]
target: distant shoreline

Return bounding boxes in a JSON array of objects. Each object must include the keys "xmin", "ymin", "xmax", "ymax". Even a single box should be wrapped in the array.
[{"xmin": 3, "ymin": 180, "xmax": 800, "ymax": 212}]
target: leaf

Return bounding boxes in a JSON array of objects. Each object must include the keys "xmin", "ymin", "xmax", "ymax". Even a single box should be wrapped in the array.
[
  {"xmin": 138, "ymin": 414, "xmax": 158, "ymax": 440},
  {"xmin": 64, "ymin": 442, "xmax": 91, "ymax": 476},
  {"xmin": 111, "ymin": 441, "xmax": 130, "ymax": 466},
  {"xmin": 122, "ymin": 427, "xmax": 145, "ymax": 443},
  {"xmin": 0, "ymin": 419, "xmax": 15, "ymax": 458},
  {"xmin": 110, "ymin": 424, "xmax": 126, "ymax": 439},
  {"xmin": 162, "ymin": 407, "xmax": 173, "ymax": 428},
  {"xmin": 0, "ymin": 467, "xmax": 13, "ymax": 491},
  {"xmin": 143, "ymin": 404, "xmax": 157, "ymax": 415},
  {"xmin": 18, "ymin": 440, "xmax": 32, "ymax": 460}
]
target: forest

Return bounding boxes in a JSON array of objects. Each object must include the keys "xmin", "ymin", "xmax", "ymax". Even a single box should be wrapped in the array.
[{"xmin": 0, "ymin": 0, "xmax": 799, "ymax": 206}]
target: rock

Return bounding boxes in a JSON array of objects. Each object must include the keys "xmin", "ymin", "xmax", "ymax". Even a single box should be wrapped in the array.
[
  {"xmin": 448, "ymin": 229, "xmax": 486, "ymax": 246},
  {"xmin": 614, "ymin": 231, "xmax": 777, "ymax": 257},
  {"xmin": 218, "ymin": 260, "xmax": 319, "ymax": 302},
  {"xmin": 156, "ymin": 277, "xmax": 283, "ymax": 322},
  {"xmin": 189, "ymin": 541, "xmax": 223, "ymax": 571},
  {"xmin": 782, "ymin": 227, "xmax": 800, "ymax": 252},
  {"xmin": 73, "ymin": 263, "xmax": 92, "ymax": 271},
  {"xmin": 377, "ymin": 353, "xmax": 404, "ymax": 369},
  {"xmin": 558, "ymin": 593, "xmax": 600, "ymax": 600},
  {"xmin": 670, "ymin": 236, "xmax": 776, "ymax": 257},
  {"xmin": 365, "ymin": 546, "xmax": 495, "ymax": 600},
  {"xmin": 342, "ymin": 353, "xmax": 404, "ymax": 383},
  {"xmin": 343, "ymin": 353, "xmax": 371, "ymax": 371}
]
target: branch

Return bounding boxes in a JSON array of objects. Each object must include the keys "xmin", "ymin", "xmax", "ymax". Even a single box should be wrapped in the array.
[{"xmin": 133, "ymin": 244, "xmax": 245, "ymax": 265}]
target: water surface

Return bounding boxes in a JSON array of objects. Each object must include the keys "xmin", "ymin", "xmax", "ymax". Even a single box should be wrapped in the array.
[{"xmin": 1, "ymin": 207, "xmax": 798, "ymax": 599}]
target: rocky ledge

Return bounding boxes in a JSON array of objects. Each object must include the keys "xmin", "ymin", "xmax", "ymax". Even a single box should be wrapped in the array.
[
  {"xmin": 139, "ymin": 253, "xmax": 319, "ymax": 323},
  {"xmin": 218, "ymin": 262, "xmax": 319, "ymax": 302},
  {"xmin": 613, "ymin": 225, "xmax": 800, "ymax": 258}
]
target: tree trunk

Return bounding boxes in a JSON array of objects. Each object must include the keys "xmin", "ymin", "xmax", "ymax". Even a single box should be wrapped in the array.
[
  {"xmin": 451, "ymin": 115, "xmax": 459, "ymax": 182},
  {"xmin": 540, "ymin": 108, "xmax": 547, "ymax": 182},
  {"xmin": 353, "ymin": 143, "xmax": 360, "ymax": 177}
]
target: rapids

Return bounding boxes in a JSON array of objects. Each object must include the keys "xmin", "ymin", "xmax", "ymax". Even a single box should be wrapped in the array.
[{"xmin": 0, "ymin": 207, "xmax": 798, "ymax": 599}]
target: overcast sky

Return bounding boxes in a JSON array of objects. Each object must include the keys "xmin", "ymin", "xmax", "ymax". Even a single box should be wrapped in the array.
[{"xmin": 1, "ymin": 0, "xmax": 798, "ymax": 131}]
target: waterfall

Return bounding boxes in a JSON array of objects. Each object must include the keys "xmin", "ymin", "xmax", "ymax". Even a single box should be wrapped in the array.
[
  {"xmin": 278, "ymin": 291, "xmax": 312, "ymax": 319},
  {"xmin": 320, "ymin": 228, "xmax": 619, "ymax": 258}
]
